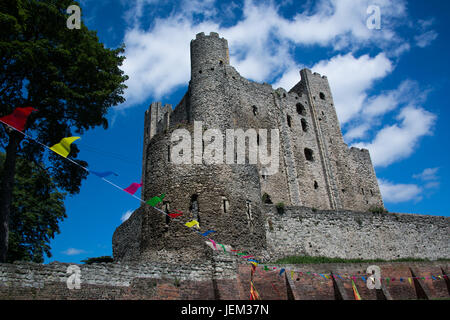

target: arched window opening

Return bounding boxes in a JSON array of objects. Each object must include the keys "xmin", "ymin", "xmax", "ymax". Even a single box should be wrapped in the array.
[
  {"xmin": 301, "ymin": 118, "xmax": 308, "ymax": 132},
  {"xmin": 319, "ymin": 92, "xmax": 326, "ymax": 100},
  {"xmin": 287, "ymin": 115, "xmax": 292, "ymax": 128},
  {"xmin": 314, "ymin": 181, "xmax": 319, "ymax": 189},
  {"xmin": 168, "ymin": 145, "xmax": 171, "ymax": 162},
  {"xmin": 164, "ymin": 202, "xmax": 170, "ymax": 225},
  {"xmin": 296, "ymin": 103, "xmax": 306, "ymax": 116},
  {"xmin": 252, "ymin": 105, "xmax": 258, "ymax": 116},
  {"xmin": 222, "ymin": 197, "xmax": 230, "ymax": 214},
  {"xmin": 304, "ymin": 148, "xmax": 314, "ymax": 161},
  {"xmin": 190, "ymin": 194, "xmax": 200, "ymax": 223}
]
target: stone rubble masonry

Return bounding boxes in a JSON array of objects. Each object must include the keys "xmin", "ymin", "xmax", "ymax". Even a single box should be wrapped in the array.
[
  {"xmin": 0, "ymin": 260, "xmax": 449, "ymax": 300},
  {"xmin": 113, "ymin": 32, "xmax": 449, "ymax": 264}
]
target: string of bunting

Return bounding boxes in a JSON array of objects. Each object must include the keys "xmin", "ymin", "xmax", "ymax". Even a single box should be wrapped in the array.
[{"xmin": 1, "ymin": 107, "xmax": 448, "ymax": 288}]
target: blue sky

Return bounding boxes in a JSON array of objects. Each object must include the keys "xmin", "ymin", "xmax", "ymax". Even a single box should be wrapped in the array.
[{"xmin": 22, "ymin": 0, "xmax": 449, "ymax": 263}]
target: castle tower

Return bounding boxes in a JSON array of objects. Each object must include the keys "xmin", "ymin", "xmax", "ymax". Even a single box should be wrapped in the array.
[{"xmin": 113, "ymin": 32, "xmax": 384, "ymax": 263}]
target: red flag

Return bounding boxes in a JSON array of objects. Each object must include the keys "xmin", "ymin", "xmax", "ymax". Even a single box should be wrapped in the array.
[
  {"xmin": 168, "ymin": 209, "xmax": 183, "ymax": 218},
  {"xmin": 0, "ymin": 107, "xmax": 37, "ymax": 131}
]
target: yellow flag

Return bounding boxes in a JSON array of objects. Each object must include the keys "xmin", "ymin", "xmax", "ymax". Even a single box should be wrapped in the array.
[
  {"xmin": 185, "ymin": 220, "xmax": 199, "ymax": 228},
  {"xmin": 408, "ymin": 278, "xmax": 412, "ymax": 286},
  {"xmin": 50, "ymin": 137, "xmax": 80, "ymax": 158}
]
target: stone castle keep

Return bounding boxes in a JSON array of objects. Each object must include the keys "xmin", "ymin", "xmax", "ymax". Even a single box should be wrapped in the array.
[
  {"xmin": 112, "ymin": 32, "xmax": 449, "ymax": 264},
  {"xmin": 1, "ymin": 32, "xmax": 449, "ymax": 301}
]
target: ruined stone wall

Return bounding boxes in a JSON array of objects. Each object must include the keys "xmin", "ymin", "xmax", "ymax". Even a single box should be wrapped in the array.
[{"xmin": 264, "ymin": 205, "xmax": 450, "ymax": 262}]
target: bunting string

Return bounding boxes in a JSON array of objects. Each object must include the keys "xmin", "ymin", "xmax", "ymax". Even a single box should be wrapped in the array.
[{"xmin": 1, "ymin": 108, "xmax": 448, "ymax": 296}]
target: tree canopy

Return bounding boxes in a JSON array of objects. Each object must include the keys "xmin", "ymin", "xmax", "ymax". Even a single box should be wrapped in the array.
[
  {"xmin": 0, "ymin": 0, "xmax": 128, "ymax": 261},
  {"xmin": 0, "ymin": 153, "xmax": 66, "ymax": 263}
]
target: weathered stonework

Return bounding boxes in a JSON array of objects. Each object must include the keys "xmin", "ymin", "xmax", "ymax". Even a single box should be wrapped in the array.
[{"xmin": 112, "ymin": 32, "xmax": 449, "ymax": 264}]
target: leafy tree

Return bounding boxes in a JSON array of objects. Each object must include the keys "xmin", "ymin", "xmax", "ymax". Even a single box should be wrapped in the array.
[
  {"xmin": 0, "ymin": 153, "xmax": 66, "ymax": 263},
  {"xmin": 0, "ymin": 0, "xmax": 128, "ymax": 261}
]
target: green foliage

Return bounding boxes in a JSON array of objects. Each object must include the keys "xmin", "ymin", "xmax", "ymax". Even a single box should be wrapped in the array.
[
  {"xmin": 275, "ymin": 202, "xmax": 285, "ymax": 209},
  {"xmin": 261, "ymin": 193, "xmax": 272, "ymax": 204},
  {"xmin": 0, "ymin": 0, "xmax": 128, "ymax": 195},
  {"xmin": 368, "ymin": 206, "xmax": 388, "ymax": 214},
  {"xmin": 81, "ymin": 256, "xmax": 114, "ymax": 264},
  {"xmin": 0, "ymin": 153, "xmax": 66, "ymax": 263}
]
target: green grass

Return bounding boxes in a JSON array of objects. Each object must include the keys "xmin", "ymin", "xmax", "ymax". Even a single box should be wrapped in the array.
[{"xmin": 271, "ymin": 255, "xmax": 450, "ymax": 265}]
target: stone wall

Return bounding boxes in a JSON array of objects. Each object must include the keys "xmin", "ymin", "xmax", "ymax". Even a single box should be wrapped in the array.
[
  {"xmin": 1, "ymin": 259, "xmax": 449, "ymax": 300},
  {"xmin": 264, "ymin": 205, "xmax": 450, "ymax": 261}
]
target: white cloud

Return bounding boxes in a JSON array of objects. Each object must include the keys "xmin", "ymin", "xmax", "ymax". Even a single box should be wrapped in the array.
[
  {"xmin": 378, "ymin": 179, "xmax": 422, "ymax": 203},
  {"xmin": 120, "ymin": 0, "xmax": 409, "ymax": 108},
  {"xmin": 121, "ymin": 210, "xmax": 134, "ymax": 222},
  {"xmin": 62, "ymin": 248, "xmax": 86, "ymax": 256},
  {"xmin": 343, "ymin": 80, "xmax": 427, "ymax": 141},
  {"xmin": 413, "ymin": 167, "xmax": 439, "ymax": 181},
  {"xmin": 312, "ymin": 52, "xmax": 393, "ymax": 123},
  {"xmin": 415, "ymin": 30, "xmax": 438, "ymax": 48},
  {"xmin": 352, "ymin": 106, "xmax": 436, "ymax": 167}
]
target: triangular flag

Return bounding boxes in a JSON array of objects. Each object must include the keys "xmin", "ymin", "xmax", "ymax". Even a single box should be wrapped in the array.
[
  {"xmin": 146, "ymin": 194, "xmax": 165, "ymax": 207},
  {"xmin": 50, "ymin": 137, "xmax": 80, "ymax": 158},
  {"xmin": 352, "ymin": 280, "xmax": 362, "ymax": 300},
  {"xmin": 124, "ymin": 181, "xmax": 143, "ymax": 195},
  {"xmin": 168, "ymin": 209, "xmax": 183, "ymax": 218},
  {"xmin": 408, "ymin": 278, "xmax": 412, "ymax": 286},
  {"xmin": 279, "ymin": 269, "xmax": 285, "ymax": 276},
  {"xmin": 219, "ymin": 243, "xmax": 226, "ymax": 252},
  {"xmin": 199, "ymin": 230, "xmax": 216, "ymax": 237},
  {"xmin": 291, "ymin": 271, "xmax": 294, "ymax": 280},
  {"xmin": 0, "ymin": 107, "xmax": 37, "ymax": 131},
  {"xmin": 185, "ymin": 220, "xmax": 199, "ymax": 228},
  {"xmin": 209, "ymin": 238, "xmax": 217, "ymax": 250}
]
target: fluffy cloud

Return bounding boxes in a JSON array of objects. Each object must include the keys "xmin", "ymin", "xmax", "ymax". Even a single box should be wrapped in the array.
[
  {"xmin": 311, "ymin": 53, "xmax": 393, "ymax": 124},
  {"xmin": 120, "ymin": 0, "xmax": 409, "ymax": 107},
  {"xmin": 62, "ymin": 248, "xmax": 86, "ymax": 256},
  {"xmin": 352, "ymin": 106, "xmax": 436, "ymax": 167},
  {"xmin": 120, "ymin": 210, "xmax": 134, "ymax": 222},
  {"xmin": 378, "ymin": 179, "xmax": 422, "ymax": 203}
]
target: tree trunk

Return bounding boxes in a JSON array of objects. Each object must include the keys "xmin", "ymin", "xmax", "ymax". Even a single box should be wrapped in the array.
[{"xmin": 0, "ymin": 130, "xmax": 22, "ymax": 262}]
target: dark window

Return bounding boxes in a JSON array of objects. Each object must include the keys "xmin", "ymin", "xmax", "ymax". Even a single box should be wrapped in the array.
[
  {"xmin": 219, "ymin": 60, "xmax": 223, "ymax": 65},
  {"xmin": 190, "ymin": 194, "xmax": 200, "ymax": 223},
  {"xmin": 361, "ymin": 188, "xmax": 365, "ymax": 195},
  {"xmin": 304, "ymin": 148, "xmax": 314, "ymax": 161},
  {"xmin": 168, "ymin": 145, "xmax": 171, "ymax": 162},
  {"xmin": 222, "ymin": 197, "xmax": 229, "ymax": 214},
  {"xmin": 319, "ymin": 92, "xmax": 326, "ymax": 100},
  {"xmin": 314, "ymin": 181, "xmax": 319, "ymax": 189},
  {"xmin": 164, "ymin": 202, "xmax": 170, "ymax": 225},
  {"xmin": 257, "ymin": 134, "xmax": 260, "ymax": 145},
  {"xmin": 199, "ymin": 70, "xmax": 202, "ymax": 74},
  {"xmin": 287, "ymin": 115, "xmax": 292, "ymax": 128},
  {"xmin": 296, "ymin": 103, "xmax": 306, "ymax": 116},
  {"xmin": 370, "ymin": 190, "xmax": 374, "ymax": 196},
  {"xmin": 301, "ymin": 118, "xmax": 308, "ymax": 132},
  {"xmin": 252, "ymin": 105, "xmax": 258, "ymax": 116}
]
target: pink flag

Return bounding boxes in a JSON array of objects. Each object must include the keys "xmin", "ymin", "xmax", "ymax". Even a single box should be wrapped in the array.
[
  {"xmin": 124, "ymin": 182, "xmax": 143, "ymax": 195},
  {"xmin": 0, "ymin": 107, "xmax": 37, "ymax": 131},
  {"xmin": 209, "ymin": 238, "xmax": 217, "ymax": 250}
]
